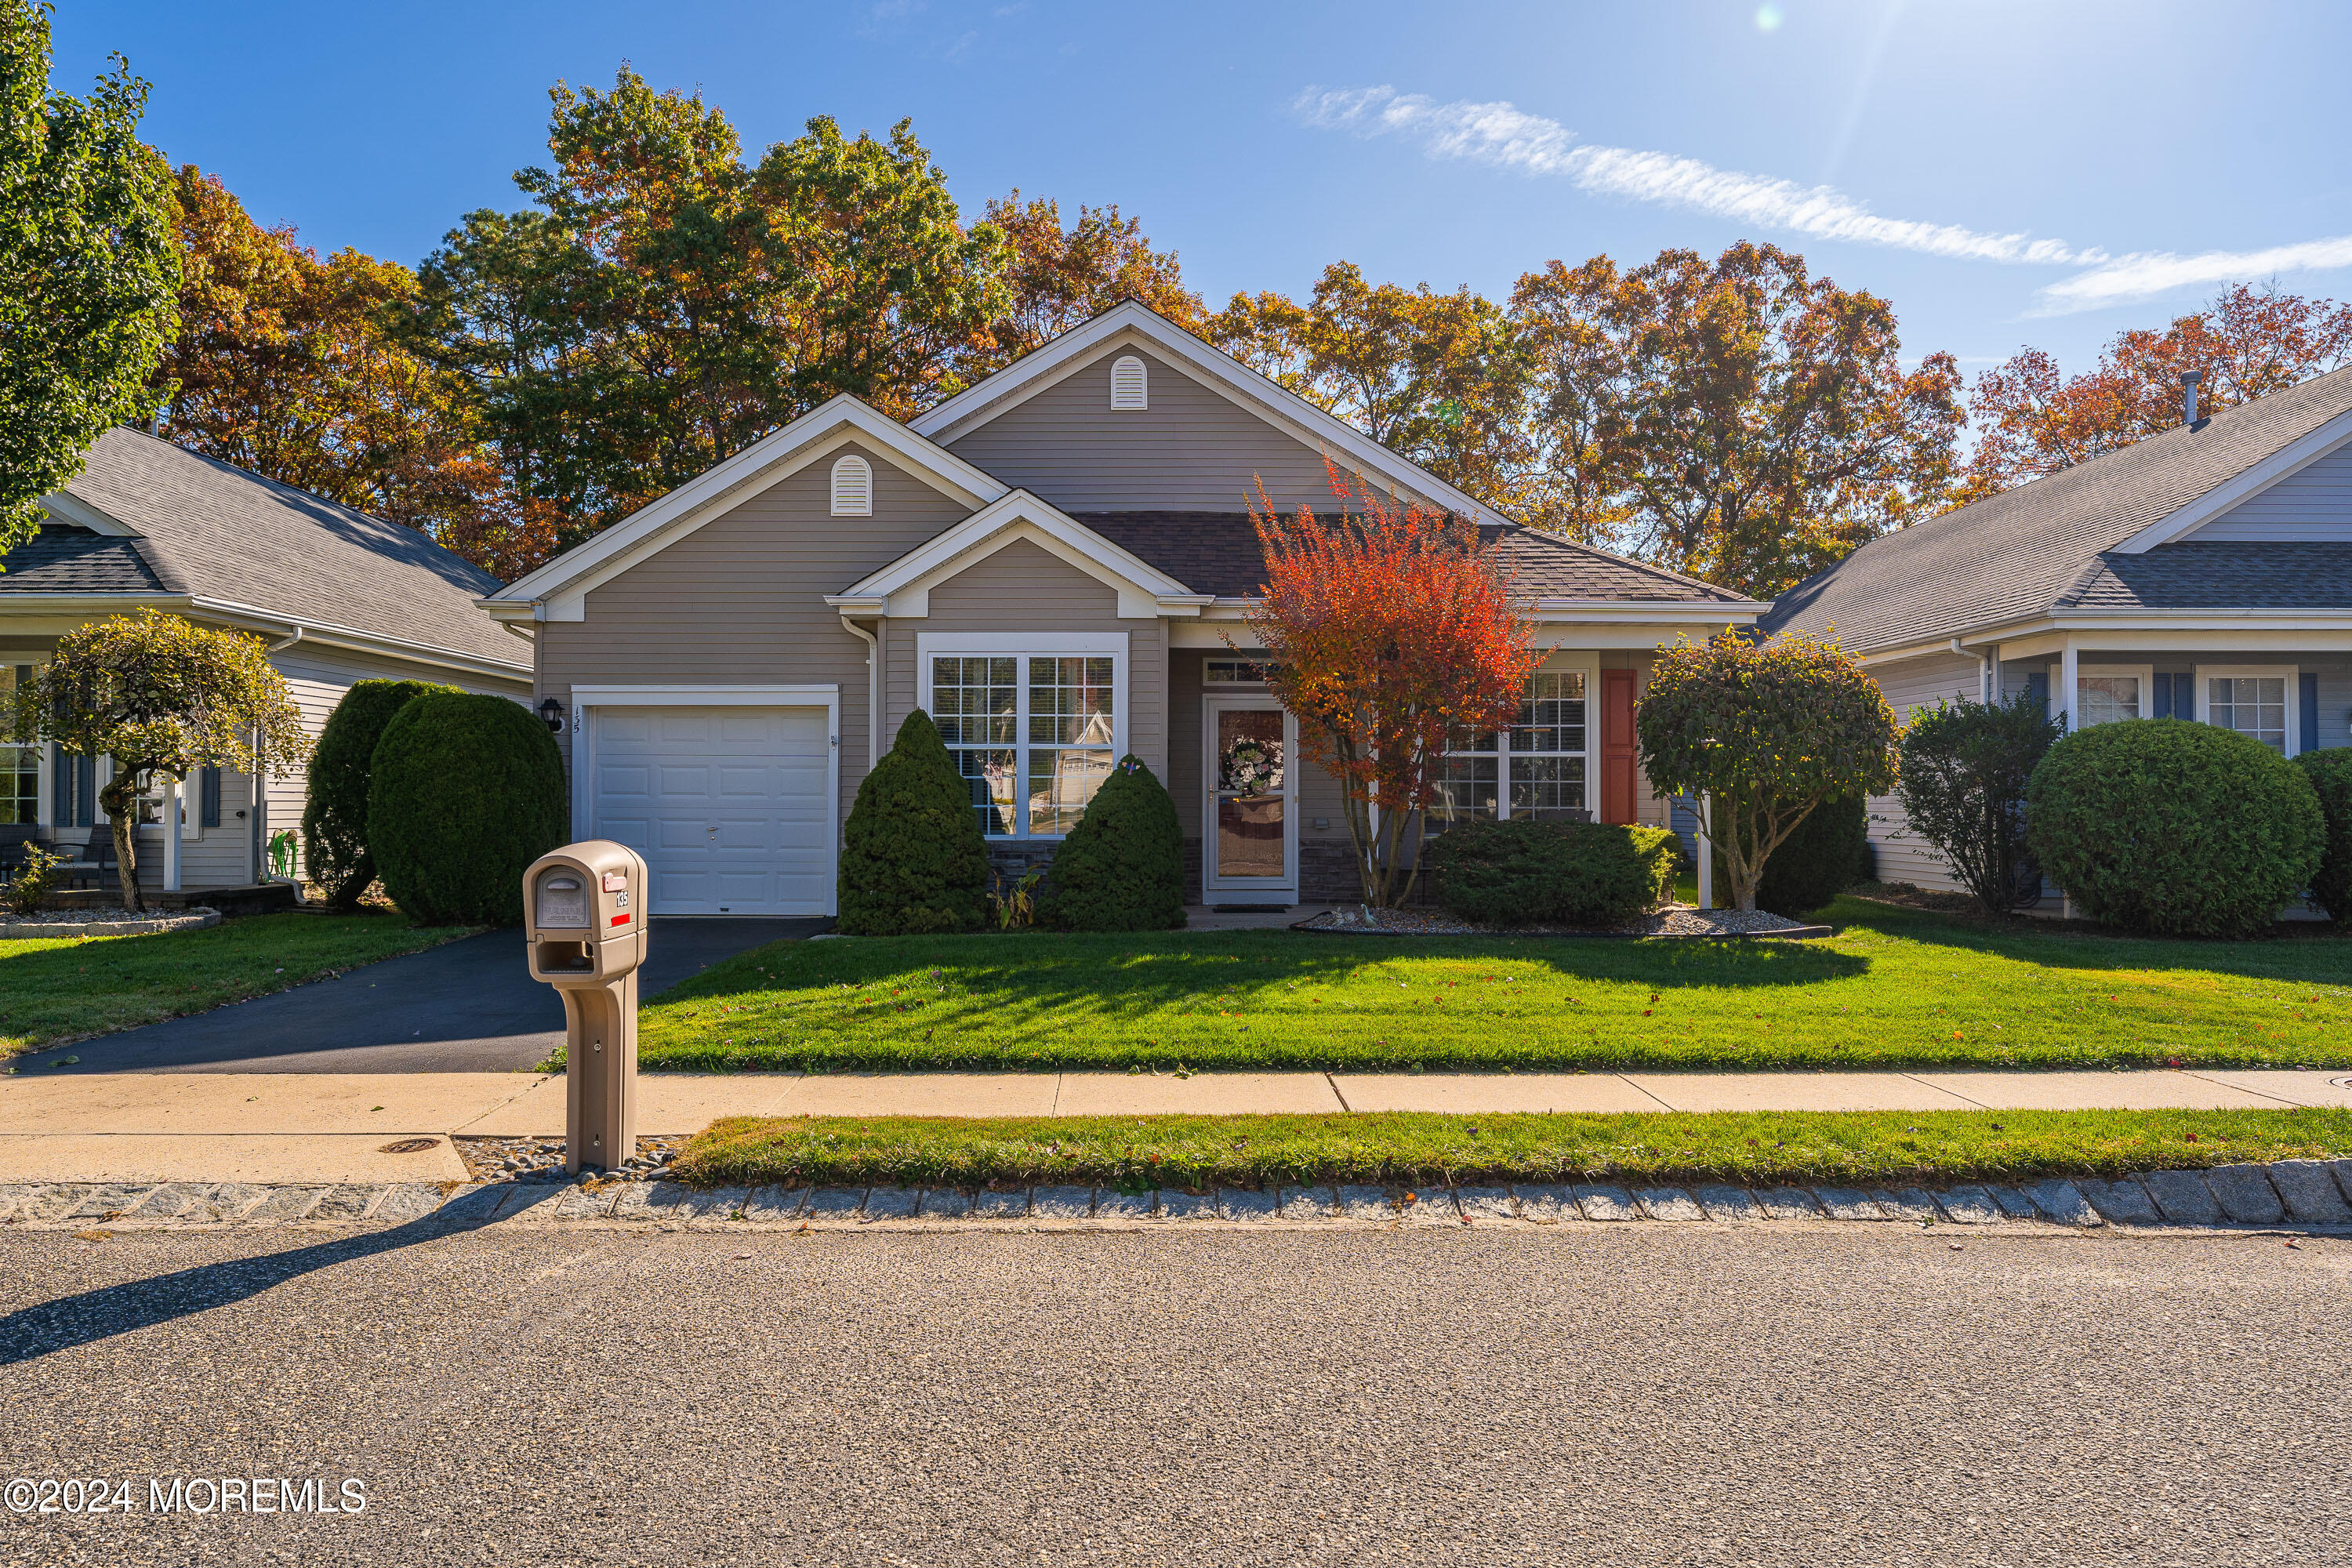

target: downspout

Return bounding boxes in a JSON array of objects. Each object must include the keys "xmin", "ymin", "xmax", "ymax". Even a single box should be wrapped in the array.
[
  {"xmin": 257, "ymin": 626, "xmax": 303, "ymax": 895},
  {"xmin": 1948, "ymin": 637, "xmax": 1991, "ymax": 703},
  {"xmin": 840, "ymin": 615, "xmax": 882, "ymax": 769}
]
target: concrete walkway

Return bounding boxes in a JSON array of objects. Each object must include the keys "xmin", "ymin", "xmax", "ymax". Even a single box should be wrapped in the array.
[{"xmin": 3, "ymin": 1066, "xmax": 2350, "ymax": 1183}]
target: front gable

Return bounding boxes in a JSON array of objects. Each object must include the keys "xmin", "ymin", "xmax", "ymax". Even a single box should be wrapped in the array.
[{"xmin": 826, "ymin": 488, "xmax": 1211, "ymax": 619}]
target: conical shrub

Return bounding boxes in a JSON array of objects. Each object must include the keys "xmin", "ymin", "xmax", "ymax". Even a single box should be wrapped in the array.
[
  {"xmin": 1043, "ymin": 754, "xmax": 1185, "ymax": 931},
  {"xmin": 837, "ymin": 710, "xmax": 991, "ymax": 935},
  {"xmin": 303, "ymin": 678, "xmax": 463, "ymax": 907}
]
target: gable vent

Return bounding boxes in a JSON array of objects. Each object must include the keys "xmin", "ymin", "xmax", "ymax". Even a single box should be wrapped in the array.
[
  {"xmin": 830, "ymin": 454, "xmax": 873, "ymax": 517},
  {"xmin": 1109, "ymin": 354, "xmax": 1148, "ymax": 411}
]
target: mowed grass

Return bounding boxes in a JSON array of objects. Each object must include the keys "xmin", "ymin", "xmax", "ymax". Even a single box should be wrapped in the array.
[
  {"xmin": 0, "ymin": 911, "xmax": 478, "ymax": 1058},
  {"xmin": 636, "ymin": 895, "xmax": 2352, "ymax": 1073},
  {"xmin": 676, "ymin": 1107, "xmax": 2352, "ymax": 1192}
]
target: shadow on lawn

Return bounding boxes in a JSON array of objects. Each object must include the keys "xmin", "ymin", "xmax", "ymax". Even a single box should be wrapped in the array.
[{"xmin": 1825, "ymin": 896, "xmax": 2352, "ymax": 987}]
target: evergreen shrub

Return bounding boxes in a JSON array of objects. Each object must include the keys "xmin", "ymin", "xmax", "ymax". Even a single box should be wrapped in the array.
[
  {"xmin": 303, "ymin": 678, "xmax": 462, "ymax": 906},
  {"xmin": 1755, "ymin": 793, "xmax": 1871, "ymax": 916},
  {"xmin": 368, "ymin": 693, "xmax": 567, "ymax": 925},
  {"xmin": 1043, "ymin": 755, "xmax": 1185, "ymax": 931},
  {"xmin": 837, "ymin": 710, "xmax": 990, "ymax": 935},
  {"xmin": 2026, "ymin": 717, "xmax": 2323, "ymax": 938},
  {"xmin": 2292, "ymin": 746, "xmax": 2352, "ymax": 923},
  {"xmin": 1428, "ymin": 818, "xmax": 1679, "ymax": 927}
]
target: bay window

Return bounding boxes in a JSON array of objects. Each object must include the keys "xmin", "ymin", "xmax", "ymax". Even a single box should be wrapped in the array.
[{"xmin": 924, "ymin": 636, "xmax": 1123, "ymax": 838}]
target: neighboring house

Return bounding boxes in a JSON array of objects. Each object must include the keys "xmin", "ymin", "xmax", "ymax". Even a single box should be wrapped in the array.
[
  {"xmin": 1, "ymin": 427, "xmax": 532, "ymax": 897},
  {"xmin": 1768, "ymin": 365, "xmax": 2352, "ymax": 896},
  {"xmin": 480, "ymin": 303, "xmax": 1764, "ymax": 916}
]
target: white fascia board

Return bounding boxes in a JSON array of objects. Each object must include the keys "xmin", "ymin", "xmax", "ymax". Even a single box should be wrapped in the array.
[
  {"xmin": 38, "ymin": 491, "xmax": 140, "ymax": 536},
  {"xmin": 0, "ymin": 591, "xmax": 184, "ymax": 613},
  {"xmin": 908, "ymin": 303, "xmax": 1498, "ymax": 523},
  {"xmin": 1526, "ymin": 599, "xmax": 1766, "ymax": 620},
  {"xmin": 569, "ymin": 684, "xmax": 838, "ymax": 707},
  {"xmin": 2113, "ymin": 411, "xmax": 2352, "ymax": 554},
  {"xmin": 487, "ymin": 397, "xmax": 1011, "ymax": 611},
  {"xmin": 187, "ymin": 597, "xmax": 533, "ymax": 680},
  {"xmin": 832, "ymin": 489, "xmax": 1196, "ymax": 618}
]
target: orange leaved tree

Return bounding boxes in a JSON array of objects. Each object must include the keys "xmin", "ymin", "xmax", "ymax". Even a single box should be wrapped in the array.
[{"xmin": 1240, "ymin": 463, "xmax": 1537, "ymax": 906}]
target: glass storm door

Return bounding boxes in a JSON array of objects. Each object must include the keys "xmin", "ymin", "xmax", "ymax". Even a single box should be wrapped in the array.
[{"xmin": 1205, "ymin": 699, "xmax": 1295, "ymax": 896}]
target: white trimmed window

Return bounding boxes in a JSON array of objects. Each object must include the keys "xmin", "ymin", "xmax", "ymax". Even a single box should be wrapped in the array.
[
  {"xmin": 2053, "ymin": 663, "xmax": 2153, "ymax": 727},
  {"xmin": 2198, "ymin": 665, "xmax": 2296, "ymax": 753},
  {"xmin": 829, "ymin": 454, "xmax": 873, "ymax": 517},
  {"xmin": 0, "ymin": 664, "xmax": 35, "ymax": 826},
  {"xmin": 1431, "ymin": 670, "xmax": 1591, "ymax": 827},
  {"xmin": 1109, "ymin": 354, "xmax": 1148, "ymax": 410},
  {"xmin": 924, "ymin": 637, "xmax": 1125, "ymax": 837}
]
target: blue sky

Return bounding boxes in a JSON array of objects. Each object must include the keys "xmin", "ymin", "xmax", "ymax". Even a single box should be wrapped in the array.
[{"xmin": 50, "ymin": 0, "xmax": 2352, "ymax": 378}]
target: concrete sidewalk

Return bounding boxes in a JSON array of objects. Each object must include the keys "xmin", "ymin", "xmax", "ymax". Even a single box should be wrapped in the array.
[{"xmin": 3, "ymin": 1065, "xmax": 2350, "ymax": 1183}]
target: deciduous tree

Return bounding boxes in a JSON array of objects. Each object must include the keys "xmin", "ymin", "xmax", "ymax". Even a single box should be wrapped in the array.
[
  {"xmin": 0, "ymin": 1, "xmax": 177, "ymax": 555},
  {"xmin": 1240, "ymin": 463, "xmax": 1537, "ymax": 906},
  {"xmin": 1635, "ymin": 630, "xmax": 1899, "ymax": 913},
  {"xmin": 1507, "ymin": 244, "xmax": 1962, "ymax": 599},
  {"xmin": 975, "ymin": 189, "xmax": 1200, "ymax": 367},
  {"xmin": 1959, "ymin": 283, "xmax": 2352, "ymax": 501},
  {"xmin": 4, "ymin": 610, "xmax": 307, "ymax": 913}
]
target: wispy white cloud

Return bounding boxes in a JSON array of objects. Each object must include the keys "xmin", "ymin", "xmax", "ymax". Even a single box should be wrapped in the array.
[
  {"xmin": 1294, "ymin": 85, "xmax": 2101, "ymax": 267},
  {"xmin": 2033, "ymin": 235, "xmax": 2352, "ymax": 314}
]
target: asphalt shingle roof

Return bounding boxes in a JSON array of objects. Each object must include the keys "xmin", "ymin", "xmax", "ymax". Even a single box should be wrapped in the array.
[
  {"xmin": 0, "ymin": 524, "xmax": 165, "ymax": 593},
  {"xmin": 2060, "ymin": 541, "xmax": 2352, "ymax": 610},
  {"xmin": 1072, "ymin": 512, "xmax": 1750, "ymax": 603},
  {"xmin": 1765, "ymin": 365, "xmax": 2352, "ymax": 651},
  {"xmin": 34, "ymin": 428, "xmax": 520, "ymax": 668}
]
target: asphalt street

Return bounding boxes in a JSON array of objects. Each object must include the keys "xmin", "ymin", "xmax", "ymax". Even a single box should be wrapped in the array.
[
  {"xmin": 0, "ymin": 1224, "xmax": 2343, "ymax": 1565},
  {"xmin": 30, "ymin": 916, "xmax": 823, "ymax": 1075}
]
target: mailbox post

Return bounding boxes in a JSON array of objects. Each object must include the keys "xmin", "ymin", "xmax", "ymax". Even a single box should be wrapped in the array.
[{"xmin": 524, "ymin": 841, "xmax": 650, "ymax": 1174}]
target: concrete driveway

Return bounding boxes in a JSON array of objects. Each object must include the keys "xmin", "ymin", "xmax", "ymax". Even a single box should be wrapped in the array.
[{"xmin": 35, "ymin": 916, "xmax": 822, "ymax": 1075}]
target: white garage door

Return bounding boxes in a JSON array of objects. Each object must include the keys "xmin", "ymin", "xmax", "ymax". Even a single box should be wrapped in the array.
[{"xmin": 589, "ymin": 706, "xmax": 832, "ymax": 916}]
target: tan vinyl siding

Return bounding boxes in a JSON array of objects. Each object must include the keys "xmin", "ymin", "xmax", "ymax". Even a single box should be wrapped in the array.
[
  {"xmin": 884, "ymin": 539, "xmax": 1166, "ymax": 779},
  {"xmin": 2185, "ymin": 437, "xmax": 2352, "ymax": 538},
  {"xmin": 942, "ymin": 347, "xmax": 1439, "ymax": 514},
  {"xmin": 1867, "ymin": 651, "xmax": 1983, "ymax": 891},
  {"xmin": 535, "ymin": 441, "xmax": 972, "ymax": 832}
]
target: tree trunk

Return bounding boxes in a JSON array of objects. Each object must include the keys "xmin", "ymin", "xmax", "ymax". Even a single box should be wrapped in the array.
[{"xmin": 98, "ymin": 770, "xmax": 145, "ymax": 915}]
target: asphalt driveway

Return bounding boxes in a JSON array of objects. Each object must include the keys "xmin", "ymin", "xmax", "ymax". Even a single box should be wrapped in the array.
[{"xmin": 39, "ymin": 916, "xmax": 822, "ymax": 1075}]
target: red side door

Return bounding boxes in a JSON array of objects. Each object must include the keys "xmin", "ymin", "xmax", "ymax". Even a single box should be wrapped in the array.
[{"xmin": 1601, "ymin": 669, "xmax": 1637, "ymax": 825}]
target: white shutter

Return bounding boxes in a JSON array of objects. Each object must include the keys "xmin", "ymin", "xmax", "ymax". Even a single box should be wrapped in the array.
[
  {"xmin": 1109, "ymin": 355, "xmax": 1148, "ymax": 411},
  {"xmin": 830, "ymin": 455, "xmax": 873, "ymax": 516}
]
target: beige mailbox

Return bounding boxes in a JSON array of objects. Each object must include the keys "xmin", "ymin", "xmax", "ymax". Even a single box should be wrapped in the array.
[{"xmin": 525, "ymin": 840, "xmax": 650, "ymax": 1174}]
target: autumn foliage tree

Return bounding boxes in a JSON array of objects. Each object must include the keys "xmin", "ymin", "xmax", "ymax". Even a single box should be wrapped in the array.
[
  {"xmin": 1959, "ymin": 282, "xmax": 2352, "ymax": 501},
  {"xmin": 1635, "ymin": 630, "xmax": 1900, "ymax": 913},
  {"xmin": 1241, "ymin": 463, "xmax": 1537, "ymax": 906},
  {"xmin": 975, "ymin": 189, "xmax": 1202, "ymax": 368}
]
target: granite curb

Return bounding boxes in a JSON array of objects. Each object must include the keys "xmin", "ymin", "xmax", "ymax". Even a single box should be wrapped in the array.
[{"xmin": 7, "ymin": 1160, "xmax": 2351, "ymax": 1237}]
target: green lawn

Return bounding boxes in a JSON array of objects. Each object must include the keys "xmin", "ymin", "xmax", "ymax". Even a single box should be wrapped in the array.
[
  {"xmin": 636, "ymin": 895, "xmax": 2352, "ymax": 1073},
  {"xmin": 676, "ymin": 1106, "xmax": 2352, "ymax": 1192},
  {"xmin": 0, "ymin": 911, "xmax": 479, "ymax": 1058}
]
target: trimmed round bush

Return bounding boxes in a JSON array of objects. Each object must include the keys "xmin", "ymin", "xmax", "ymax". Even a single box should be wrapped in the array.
[
  {"xmin": 2292, "ymin": 747, "xmax": 2352, "ymax": 923},
  {"xmin": 1429, "ymin": 818, "xmax": 1679, "ymax": 927},
  {"xmin": 2025, "ymin": 717, "xmax": 2323, "ymax": 938},
  {"xmin": 837, "ymin": 710, "xmax": 990, "ymax": 935},
  {"xmin": 303, "ymin": 678, "xmax": 462, "ymax": 907},
  {"xmin": 1044, "ymin": 755, "xmax": 1185, "ymax": 932},
  {"xmin": 367, "ymin": 693, "xmax": 568, "ymax": 926},
  {"xmin": 1755, "ymin": 793, "xmax": 1871, "ymax": 916}
]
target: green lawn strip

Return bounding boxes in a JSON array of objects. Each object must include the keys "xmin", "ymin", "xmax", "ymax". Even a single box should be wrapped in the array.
[
  {"xmin": 0, "ymin": 912, "xmax": 480, "ymax": 1058},
  {"xmin": 673, "ymin": 1107, "xmax": 2352, "ymax": 1192},
  {"xmin": 635, "ymin": 895, "xmax": 2352, "ymax": 1073}
]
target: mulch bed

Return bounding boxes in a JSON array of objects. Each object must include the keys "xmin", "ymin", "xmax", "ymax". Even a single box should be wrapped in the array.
[{"xmin": 1292, "ymin": 904, "xmax": 1824, "ymax": 939}]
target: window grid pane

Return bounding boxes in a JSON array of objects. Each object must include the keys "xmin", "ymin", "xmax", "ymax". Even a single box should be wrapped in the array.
[
  {"xmin": 1428, "ymin": 756, "xmax": 1498, "ymax": 828},
  {"xmin": 0, "ymin": 745, "xmax": 34, "ymax": 826},
  {"xmin": 2210, "ymin": 676, "xmax": 2287, "ymax": 752},
  {"xmin": 1436, "ymin": 671, "xmax": 1589, "ymax": 823},
  {"xmin": 2077, "ymin": 675, "xmax": 2140, "ymax": 728},
  {"xmin": 934, "ymin": 656, "xmax": 1020, "ymax": 835}
]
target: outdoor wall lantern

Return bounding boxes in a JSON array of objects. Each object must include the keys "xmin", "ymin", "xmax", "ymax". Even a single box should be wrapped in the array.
[{"xmin": 538, "ymin": 696, "xmax": 566, "ymax": 734}]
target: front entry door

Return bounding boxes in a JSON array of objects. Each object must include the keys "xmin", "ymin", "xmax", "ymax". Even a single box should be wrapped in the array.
[
  {"xmin": 1203, "ymin": 698, "xmax": 1296, "ymax": 901},
  {"xmin": 1600, "ymin": 669, "xmax": 1638, "ymax": 825}
]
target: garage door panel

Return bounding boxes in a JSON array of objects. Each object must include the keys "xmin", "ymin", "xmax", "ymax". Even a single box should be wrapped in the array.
[{"xmin": 590, "ymin": 703, "xmax": 832, "ymax": 916}]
